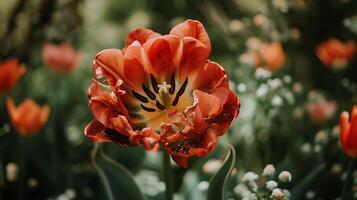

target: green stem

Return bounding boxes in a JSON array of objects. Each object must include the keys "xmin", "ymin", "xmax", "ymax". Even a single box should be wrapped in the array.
[
  {"xmin": 90, "ymin": 143, "xmax": 114, "ymax": 200},
  {"xmin": 162, "ymin": 151, "xmax": 173, "ymax": 200},
  {"xmin": 342, "ymin": 159, "xmax": 355, "ymax": 200}
]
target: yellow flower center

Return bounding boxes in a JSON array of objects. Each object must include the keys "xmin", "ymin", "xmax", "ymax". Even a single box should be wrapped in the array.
[{"xmin": 131, "ymin": 74, "xmax": 192, "ymax": 130}]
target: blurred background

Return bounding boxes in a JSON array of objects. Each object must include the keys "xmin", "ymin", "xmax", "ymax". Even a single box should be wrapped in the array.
[{"xmin": 0, "ymin": 0, "xmax": 356, "ymax": 199}]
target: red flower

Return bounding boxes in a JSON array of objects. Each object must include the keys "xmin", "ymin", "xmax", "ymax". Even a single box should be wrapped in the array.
[
  {"xmin": 0, "ymin": 59, "xmax": 26, "ymax": 94},
  {"xmin": 340, "ymin": 106, "xmax": 357, "ymax": 158},
  {"xmin": 42, "ymin": 42, "xmax": 81, "ymax": 74},
  {"xmin": 84, "ymin": 19, "xmax": 240, "ymax": 167},
  {"xmin": 244, "ymin": 40, "xmax": 285, "ymax": 72},
  {"xmin": 307, "ymin": 99, "xmax": 337, "ymax": 124},
  {"xmin": 7, "ymin": 98, "xmax": 50, "ymax": 136},
  {"xmin": 316, "ymin": 38, "xmax": 356, "ymax": 69}
]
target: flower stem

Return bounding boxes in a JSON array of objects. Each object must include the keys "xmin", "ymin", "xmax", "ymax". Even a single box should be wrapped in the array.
[
  {"xmin": 90, "ymin": 143, "xmax": 114, "ymax": 200},
  {"xmin": 342, "ymin": 159, "xmax": 355, "ymax": 200},
  {"xmin": 162, "ymin": 151, "xmax": 173, "ymax": 200}
]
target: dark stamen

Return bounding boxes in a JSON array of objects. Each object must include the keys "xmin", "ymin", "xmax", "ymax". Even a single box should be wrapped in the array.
[
  {"xmin": 172, "ymin": 95, "xmax": 179, "ymax": 106},
  {"xmin": 140, "ymin": 104, "xmax": 156, "ymax": 112},
  {"xmin": 169, "ymin": 74, "xmax": 175, "ymax": 94},
  {"xmin": 177, "ymin": 78, "xmax": 188, "ymax": 96},
  {"xmin": 171, "ymin": 78, "xmax": 188, "ymax": 106},
  {"xmin": 142, "ymin": 85, "xmax": 156, "ymax": 100},
  {"xmin": 150, "ymin": 74, "xmax": 159, "ymax": 93},
  {"xmin": 156, "ymin": 101, "xmax": 165, "ymax": 110},
  {"xmin": 132, "ymin": 91, "xmax": 149, "ymax": 103}
]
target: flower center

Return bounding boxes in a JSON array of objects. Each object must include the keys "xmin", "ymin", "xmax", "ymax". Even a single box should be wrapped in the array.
[
  {"xmin": 130, "ymin": 74, "xmax": 192, "ymax": 129},
  {"xmin": 132, "ymin": 74, "xmax": 189, "ymax": 112}
]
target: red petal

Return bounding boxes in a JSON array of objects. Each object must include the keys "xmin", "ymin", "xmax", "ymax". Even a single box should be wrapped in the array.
[
  {"xmin": 349, "ymin": 106, "xmax": 357, "ymax": 153},
  {"xmin": 192, "ymin": 61, "xmax": 228, "ymax": 92},
  {"xmin": 122, "ymin": 42, "xmax": 148, "ymax": 90},
  {"xmin": 125, "ymin": 28, "xmax": 161, "ymax": 48},
  {"xmin": 88, "ymin": 82, "xmax": 119, "ymax": 128},
  {"xmin": 144, "ymin": 36, "xmax": 181, "ymax": 80},
  {"xmin": 94, "ymin": 49, "xmax": 123, "ymax": 84},
  {"xmin": 171, "ymin": 155, "xmax": 189, "ymax": 168},
  {"xmin": 193, "ymin": 90, "xmax": 222, "ymax": 118},
  {"xmin": 169, "ymin": 19, "xmax": 211, "ymax": 50},
  {"xmin": 211, "ymin": 91, "xmax": 240, "ymax": 136},
  {"xmin": 84, "ymin": 120, "xmax": 112, "ymax": 142},
  {"xmin": 188, "ymin": 129, "xmax": 217, "ymax": 156}
]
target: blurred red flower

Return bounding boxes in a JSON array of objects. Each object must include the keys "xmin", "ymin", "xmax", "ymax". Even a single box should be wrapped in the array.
[
  {"xmin": 0, "ymin": 59, "xmax": 26, "ymax": 94},
  {"xmin": 245, "ymin": 41, "xmax": 285, "ymax": 72},
  {"xmin": 307, "ymin": 99, "xmax": 337, "ymax": 124},
  {"xmin": 84, "ymin": 19, "xmax": 240, "ymax": 167},
  {"xmin": 340, "ymin": 106, "xmax": 357, "ymax": 158},
  {"xmin": 42, "ymin": 42, "xmax": 81, "ymax": 74},
  {"xmin": 316, "ymin": 38, "xmax": 356, "ymax": 69},
  {"xmin": 7, "ymin": 98, "xmax": 50, "ymax": 136}
]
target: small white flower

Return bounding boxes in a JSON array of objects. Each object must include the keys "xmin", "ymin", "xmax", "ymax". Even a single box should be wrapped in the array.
[
  {"xmin": 266, "ymin": 180, "xmax": 278, "ymax": 190},
  {"xmin": 203, "ymin": 159, "xmax": 222, "ymax": 174},
  {"xmin": 229, "ymin": 19, "xmax": 244, "ymax": 33},
  {"xmin": 301, "ymin": 143, "xmax": 312, "ymax": 154},
  {"xmin": 237, "ymin": 83, "xmax": 247, "ymax": 93},
  {"xmin": 262, "ymin": 164, "xmax": 276, "ymax": 176},
  {"xmin": 314, "ymin": 145, "xmax": 322, "ymax": 153},
  {"xmin": 198, "ymin": 181, "xmax": 209, "ymax": 191},
  {"xmin": 305, "ymin": 190, "xmax": 316, "ymax": 199},
  {"xmin": 28, "ymin": 178, "xmax": 38, "ymax": 188},
  {"xmin": 268, "ymin": 78, "xmax": 283, "ymax": 90},
  {"xmin": 279, "ymin": 171, "xmax": 292, "ymax": 182},
  {"xmin": 241, "ymin": 172, "xmax": 259, "ymax": 183},
  {"xmin": 271, "ymin": 188, "xmax": 285, "ymax": 199},
  {"xmin": 255, "ymin": 68, "xmax": 272, "ymax": 80},
  {"xmin": 271, "ymin": 95, "xmax": 283, "ymax": 106},
  {"xmin": 256, "ymin": 84, "xmax": 269, "ymax": 98},
  {"xmin": 284, "ymin": 92, "xmax": 295, "ymax": 104},
  {"xmin": 248, "ymin": 181, "xmax": 258, "ymax": 192},
  {"xmin": 234, "ymin": 184, "xmax": 249, "ymax": 196},
  {"xmin": 282, "ymin": 189, "xmax": 291, "ymax": 200},
  {"xmin": 6, "ymin": 162, "xmax": 18, "ymax": 182},
  {"xmin": 283, "ymin": 75, "xmax": 292, "ymax": 83},
  {"xmin": 315, "ymin": 130, "xmax": 328, "ymax": 144},
  {"xmin": 242, "ymin": 193, "xmax": 258, "ymax": 200}
]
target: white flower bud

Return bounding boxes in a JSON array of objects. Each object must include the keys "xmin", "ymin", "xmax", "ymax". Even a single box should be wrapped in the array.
[
  {"xmin": 242, "ymin": 172, "xmax": 259, "ymax": 183},
  {"xmin": 266, "ymin": 180, "xmax": 278, "ymax": 190},
  {"xmin": 263, "ymin": 164, "xmax": 276, "ymax": 176},
  {"xmin": 279, "ymin": 171, "xmax": 292, "ymax": 182},
  {"xmin": 271, "ymin": 188, "xmax": 285, "ymax": 199}
]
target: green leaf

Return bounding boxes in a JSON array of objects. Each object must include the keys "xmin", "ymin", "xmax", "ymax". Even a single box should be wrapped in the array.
[
  {"xmin": 207, "ymin": 145, "xmax": 236, "ymax": 200},
  {"xmin": 291, "ymin": 163, "xmax": 326, "ymax": 200},
  {"xmin": 91, "ymin": 143, "xmax": 147, "ymax": 200}
]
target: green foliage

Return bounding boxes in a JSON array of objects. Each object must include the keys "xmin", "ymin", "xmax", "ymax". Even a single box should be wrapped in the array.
[{"xmin": 207, "ymin": 145, "xmax": 236, "ymax": 200}]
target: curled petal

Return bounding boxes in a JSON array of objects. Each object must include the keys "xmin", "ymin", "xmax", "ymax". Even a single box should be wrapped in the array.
[
  {"xmin": 169, "ymin": 19, "xmax": 211, "ymax": 50},
  {"xmin": 165, "ymin": 129, "xmax": 218, "ymax": 168},
  {"xmin": 84, "ymin": 120, "xmax": 113, "ymax": 143},
  {"xmin": 171, "ymin": 155, "xmax": 189, "ymax": 168},
  {"xmin": 94, "ymin": 49, "xmax": 123, "ymax": 84},
  {"xmin": 141, "ymin": 128, "xmax": 161, "ymax": 151},
  {"xmin": 84, "ymin": 120, "xmax": 132, "ymax": 146},
  {"xmin": 125, "ymin": 28, "xmax": 161, "ymax": 48},
  {"xmin": 210, "ymin": 91, "xmax": 240, "ymax": 136},
  {"xmin": 193, "ymin": 90, "xmax": 222, "ymax": 118},
  {"xmin": 192, "ymin": 61, "xmax": 228, "ymax": 92}
]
